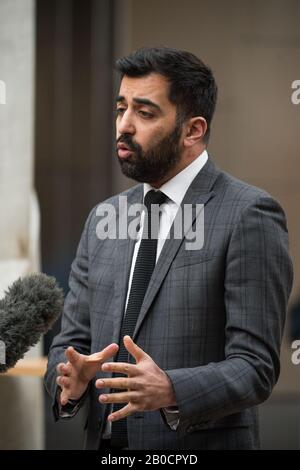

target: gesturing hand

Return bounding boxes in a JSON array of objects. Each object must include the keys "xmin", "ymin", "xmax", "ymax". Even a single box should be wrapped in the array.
[
  {"xmin": 56, "ymin": 343, "xmax": 119, "ymax": 406},
  {"xmin": 95, "ymin": 335, "xmax": 177, "ymax": 422}
]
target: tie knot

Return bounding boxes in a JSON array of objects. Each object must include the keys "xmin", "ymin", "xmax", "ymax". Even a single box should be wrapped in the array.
[{"xmin": 144, "ymin": 190, "xmax": 167, "ymax": 210}]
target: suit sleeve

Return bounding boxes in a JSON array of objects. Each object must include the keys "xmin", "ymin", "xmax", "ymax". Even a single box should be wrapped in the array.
[
  {"xmin": 165, "ymin": 195, "xmax": 293, "ymax": 434},
  {"xmin": 44, "ymin": 207, "xmax": 96, "ymax": 420}
]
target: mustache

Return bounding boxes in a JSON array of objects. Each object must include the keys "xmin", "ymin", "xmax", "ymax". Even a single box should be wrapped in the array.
[{"xmin": 117, "ymin": 135, "xmax": 140, "ymax": 152}]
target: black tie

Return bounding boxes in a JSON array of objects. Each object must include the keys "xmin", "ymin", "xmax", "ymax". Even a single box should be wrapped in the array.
[{"xmin": 110, "ymin": 190, "xmax": 167, "ymax": 448}]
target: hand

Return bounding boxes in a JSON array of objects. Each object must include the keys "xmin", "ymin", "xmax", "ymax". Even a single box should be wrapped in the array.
[
  {"xmin": 56, "ymin": 343, "xmax": 119, "ymax": 406},
  {"xmin": 95, "ymin": 335, "xmax": 177, "ymax": 422}
]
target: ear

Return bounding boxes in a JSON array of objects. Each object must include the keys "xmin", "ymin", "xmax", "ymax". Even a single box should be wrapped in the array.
[{"xmin": 183, "ymin": 117, "xmax": 207, "ymax": 147}]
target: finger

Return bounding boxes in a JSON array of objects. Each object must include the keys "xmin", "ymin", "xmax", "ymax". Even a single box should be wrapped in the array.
[
  {"xmin": 86, "ymin": 343, "xmax": 119, "ymax": 364},
  {"xmin": 56, "ymin": 375, "xmax": 62, "ymax": 387},
  {"xmin": 101, "ymin": 361, "xmax": 137, "ymax": 375},
  {"xmin": 56, "ymin": 375, "xmax": 70, "ymax": 389},
  {"xmin": 60, "ymin": 390, "xmax": 70, "ymax": 406},
  {"xmin": 65, "ymin": 346, "xmax": 81, "ymax": 365},
  {"xmin": 56, "ymin": 363, "xmax": 65, "ymax": 375},
  {"xmin": 107, "ymin": 403, "xmax": 134, "ymax": 422},
  {"xmin": 61, "ymin": 363, "xmax": 71, "ymax": 376},
  {"xmin": 57, "ymin": 363, "xmax": 71, "ymax": 376},
  {"xmin": 123, "ymin": 335, "xmax": 147, "ymax": 363},
  {"xmin": 95, "ymin": 377, "xmax": 133, "ymax": 390},
  {"xmin": 99, "ymin": 391, "xmax": 139, "ymax": 404}
]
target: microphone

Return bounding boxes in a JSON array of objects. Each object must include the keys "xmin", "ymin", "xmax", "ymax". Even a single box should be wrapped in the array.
[{"xmin": 0, "ymin": 273, "xmax": 64, "ymax": 373}]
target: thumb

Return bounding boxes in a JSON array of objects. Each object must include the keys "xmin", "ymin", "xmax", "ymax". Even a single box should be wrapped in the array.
[
  {"xmin": 65, "ymin": 346, "xmax": 81, "ymax": 365},
  {"xmin": 87, "ymin": 343, "xmax": 119, "ymax": 364},
  {"xmin": 123, "ymin": 336, "xmax": 147, "ymax": 363}
]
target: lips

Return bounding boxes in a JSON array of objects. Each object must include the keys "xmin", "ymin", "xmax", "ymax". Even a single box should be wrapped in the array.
[
  {"xmin": 118, "ymin": 148, "xmax": 133, "ymax": 159},
  {"xmin": 117, "ymin": 143, "xmax": 134, "ymax": 159}
]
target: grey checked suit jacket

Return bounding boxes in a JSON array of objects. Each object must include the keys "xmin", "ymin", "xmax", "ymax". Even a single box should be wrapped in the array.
[{"xmin": 44, "ymin": 157, "xmax": 293, "ymax": 450}]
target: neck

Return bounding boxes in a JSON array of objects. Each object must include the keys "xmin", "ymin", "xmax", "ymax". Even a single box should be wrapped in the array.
[{"xmin": 150, "ymin": 146, "xmax": 206, "ymax": 188}]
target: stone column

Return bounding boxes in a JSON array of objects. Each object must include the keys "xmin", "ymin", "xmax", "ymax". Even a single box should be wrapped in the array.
[{"xmin": 0, "ymin": 0, "xmax": 43, "ymax": 450}]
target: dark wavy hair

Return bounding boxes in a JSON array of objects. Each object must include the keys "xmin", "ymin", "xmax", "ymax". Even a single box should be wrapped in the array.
[{"xmin": 115, "ymin": 47, "xmax": 218, "ymax": 143}]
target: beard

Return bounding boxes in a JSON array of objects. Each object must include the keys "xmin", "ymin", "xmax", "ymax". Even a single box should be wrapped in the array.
[{"xmin": 116, "ymin": 123, "xmax": 182, "ymax": 184}]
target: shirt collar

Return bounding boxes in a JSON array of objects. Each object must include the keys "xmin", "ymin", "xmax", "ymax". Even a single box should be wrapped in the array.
[{"xmin": 144, "ymin": 149, "xmax": 208, "ymax": 206}]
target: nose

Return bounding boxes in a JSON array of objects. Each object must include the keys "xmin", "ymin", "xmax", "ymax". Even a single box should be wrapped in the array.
[{"xmin": 117, "ymin": 109, "xmax": 135, "ymax": 135}]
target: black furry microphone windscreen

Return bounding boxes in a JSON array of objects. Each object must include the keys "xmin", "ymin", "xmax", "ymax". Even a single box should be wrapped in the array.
[{"xmin": 0, "ymin": 273, "xmax": 64, "ymax": 373}]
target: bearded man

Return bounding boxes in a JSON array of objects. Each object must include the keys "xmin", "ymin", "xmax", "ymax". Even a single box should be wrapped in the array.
[{"xmin": 45, "ymin": 47, "xmax": 293, "ymax": 450}]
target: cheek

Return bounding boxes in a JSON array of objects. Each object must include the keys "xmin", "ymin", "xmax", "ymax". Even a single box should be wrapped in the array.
[
  {"xmin": 116, "ymin": 119, "xmax": 122, "ymax": 138},
  {"xmin": 141, "ymin": 126, "xmax": 166, "ymax": 150}
]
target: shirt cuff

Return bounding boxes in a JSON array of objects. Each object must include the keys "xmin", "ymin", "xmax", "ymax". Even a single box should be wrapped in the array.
[
  {"xmin": 161, "ymin": 406, "xmax": 180, "ymax": 431},
  {"xmin": 56, "ymin": 386, "xmax": 89, "ymax": 419}
]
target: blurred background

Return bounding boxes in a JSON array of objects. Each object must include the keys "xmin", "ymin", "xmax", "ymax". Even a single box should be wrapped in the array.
[{"xmin": 0, "ymin": 0, "xmax": 300, "ymax": 449}]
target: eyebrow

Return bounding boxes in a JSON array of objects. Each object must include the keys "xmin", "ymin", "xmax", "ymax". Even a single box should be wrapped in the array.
[{"xmin": 116, "ymin": 95, "xmax": 162, "ymax": 112}]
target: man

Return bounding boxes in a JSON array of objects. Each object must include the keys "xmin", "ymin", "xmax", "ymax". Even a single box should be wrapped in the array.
[{"xmin": 44, "ymin": 47, "xmax": 293, "ymax": 450}]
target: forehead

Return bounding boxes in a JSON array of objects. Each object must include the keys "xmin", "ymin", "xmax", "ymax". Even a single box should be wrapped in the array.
[{"xmin": 118, "ymin": 73, "xmax": 173, "ymax": 108}]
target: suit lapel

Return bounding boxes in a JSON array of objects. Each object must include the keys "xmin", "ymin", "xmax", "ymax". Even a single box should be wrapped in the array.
[{"xmin": 132, "ymin": 157, "xmax": 220, "ymax": 340}]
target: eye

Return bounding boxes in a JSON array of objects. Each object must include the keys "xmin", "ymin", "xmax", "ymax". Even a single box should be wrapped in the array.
[
  {"xmin": 138, "ymin": 110, "xmax": 154, "ymax": 119},
  {"xmin": 116, "ymin": 107, "xmax": 126, "ymax": 116}
]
